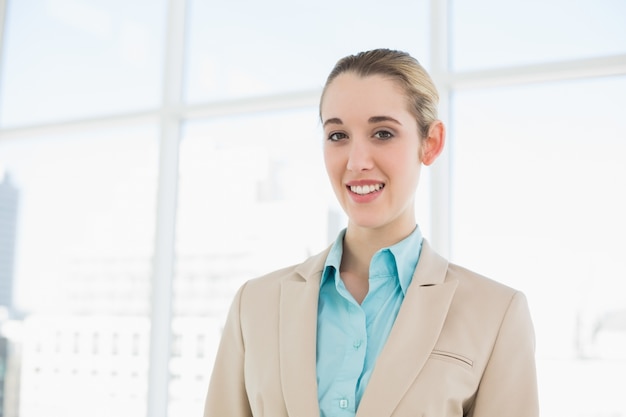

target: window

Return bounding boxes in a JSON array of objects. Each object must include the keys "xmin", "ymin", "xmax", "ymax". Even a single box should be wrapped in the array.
[
  {"xmin": 450, "ymin": 0, "xmax": 626, "ymax": 71},
  {"xmin": 447, "ymin": 1, "xmax": 626, "ymax": 415},
  {"xmin": 0, "ymin": 0, "xmax": 167, "ymax": 127},
  {"xmin": 0, "ymin": 126, "xmax": 157, "ymax": 416},
  {"xmin": 184, "ymin": 0, "xmax": 430, "ymax": 103},
  {"xmin": 451, "ymin": 76, "xmax": 626, "ymax": 416}
]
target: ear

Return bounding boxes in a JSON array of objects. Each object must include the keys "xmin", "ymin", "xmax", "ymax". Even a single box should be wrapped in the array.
[{"xmin": 421, "ymin": 120, "xmax": 446, "ymax": 166}]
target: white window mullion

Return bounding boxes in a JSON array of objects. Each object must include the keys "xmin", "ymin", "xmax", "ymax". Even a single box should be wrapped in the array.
[
  {"xmin": 448, "ymin": 54, "xmax": 626, "ymax": 91},
  {"xmin": 147, "ymin": 1, "xmax": 187, "ymax": 417},
  {"xmin": 429, "ymin": 0, "xmax": 452, "ymax": 258}
]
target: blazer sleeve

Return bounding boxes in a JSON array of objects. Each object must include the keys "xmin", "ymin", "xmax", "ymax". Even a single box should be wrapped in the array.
[
  {"xmin": 203, "ymin": 284, "xmax": 253, "ymax": 417},
  {"xmin": 469, "ymin": 291, "xmax": 540, "ymax": 417}
]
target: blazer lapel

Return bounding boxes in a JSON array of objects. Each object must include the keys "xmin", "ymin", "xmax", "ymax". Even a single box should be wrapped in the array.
[
  {"xmin": 356, "ymin": 241, "xmax": 458, "ymax": 417},
  {"xmin": 279, "ymin": 248, "xmax": 329, "ymax": 417}
]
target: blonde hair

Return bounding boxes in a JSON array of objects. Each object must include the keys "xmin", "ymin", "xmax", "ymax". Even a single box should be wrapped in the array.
[{"xmin": 320, "ymin": 49, "xmax": 439, "ymax": 140}]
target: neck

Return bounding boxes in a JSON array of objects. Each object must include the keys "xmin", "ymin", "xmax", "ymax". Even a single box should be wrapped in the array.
[{"xmin": 341, "ymin": 221, "xmax": 417, "ymax": 277}]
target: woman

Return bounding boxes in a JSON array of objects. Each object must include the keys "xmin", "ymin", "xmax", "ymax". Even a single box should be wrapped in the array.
[{"xmin": 204, "ymin": 49, "xmax": 539, "ymax": 417}]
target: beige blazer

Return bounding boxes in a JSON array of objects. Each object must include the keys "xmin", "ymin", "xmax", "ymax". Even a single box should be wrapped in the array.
[{"xmin": 204, "ymin": 240, "xmax": 539, "ymax": 417}]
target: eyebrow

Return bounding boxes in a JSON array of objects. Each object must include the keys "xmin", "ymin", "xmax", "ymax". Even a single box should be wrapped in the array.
[
  {"xmin": 322, "ymin": 115, "xmax": 402, "ymax": 128},
  {"xmin": 323, "ymin": 117, "xmax": 342, "ymax": 127},
  {"xmin": 368, "ymin": 116, "xmax": 402, "ymax": 125}
]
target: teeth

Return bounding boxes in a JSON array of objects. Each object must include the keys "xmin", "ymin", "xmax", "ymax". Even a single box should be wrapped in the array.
[{"xmin": 350, "ymin": 184, "xmax": 383, "ymax": 195}]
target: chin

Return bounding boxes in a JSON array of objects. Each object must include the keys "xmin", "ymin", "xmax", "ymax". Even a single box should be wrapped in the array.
[{"xmin": 347, "ymin": 214, "xmax": 387, "ymax": 230}]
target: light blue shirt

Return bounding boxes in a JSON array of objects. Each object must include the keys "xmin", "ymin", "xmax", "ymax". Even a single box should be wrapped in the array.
[{"xmin": 316, "ymin": 226, "xmax": 423, "ymax": 417}]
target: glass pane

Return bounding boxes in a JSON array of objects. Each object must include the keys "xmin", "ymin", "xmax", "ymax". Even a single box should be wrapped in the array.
[
  {"xmin": 171, "ymin": 108, "xmax": 332, "ymax": 415},
  {"xmin": 451, "ymin": 77, "xmax": 626, "ymax": 416},
  {"xmin": 451, "ymin": 0, "xmax": 626, "ymax": 71},
  {"xmin": 184, "ymin": 0, "xmax": 431, "ymax": 103},
  {"xmin": 0, "ymin": 126, "xmax": 158, "ymax": 417},
  {"xmin": 0, "ymin": 0, "xmax": 167, "ymax": 127}
]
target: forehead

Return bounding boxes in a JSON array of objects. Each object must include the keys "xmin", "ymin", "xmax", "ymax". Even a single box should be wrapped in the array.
[{"xmin": 321, "ymin": 73, "xmax": 409, "ymax": 121}]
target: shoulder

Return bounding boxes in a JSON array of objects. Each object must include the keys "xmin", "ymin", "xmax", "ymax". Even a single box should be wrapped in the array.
[
  {"xmin": 418, "ymin": 240, "xmax": 521, "ymax": 305},
  {"xmin": 445, "ymin": 261, "xmax": 531, "ymax": 329},
  {"xmin": 447, "ymin": 262, "xmax": 519, "ymax": 299},
  {"xmin": 415, "ymin": 239, "xmax": 529, "ymax": 326}
]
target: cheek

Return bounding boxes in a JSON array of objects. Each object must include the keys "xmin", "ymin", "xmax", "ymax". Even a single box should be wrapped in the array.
[
  {"xmin": 323, "ymin": 147, "xmax": 342, "ymax": 178},
  {"xmin": 391, "ymin": 153, "xmax": 422, "ymax": 187}
]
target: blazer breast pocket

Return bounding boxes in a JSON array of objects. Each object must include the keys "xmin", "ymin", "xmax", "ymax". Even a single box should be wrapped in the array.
[{"xmin": 429, "ymin": 349, "xmax": 473, "ymax": 370}]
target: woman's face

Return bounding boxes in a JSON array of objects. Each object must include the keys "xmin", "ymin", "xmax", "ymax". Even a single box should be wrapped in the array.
[{"xmin": 321, "ymin": 73, "xmax": 423, "ymax": 234}]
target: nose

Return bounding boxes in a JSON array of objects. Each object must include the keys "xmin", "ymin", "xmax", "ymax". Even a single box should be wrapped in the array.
[{"xmin": 346, "ymin": 138, "xmax": 373, "ymax": 172}]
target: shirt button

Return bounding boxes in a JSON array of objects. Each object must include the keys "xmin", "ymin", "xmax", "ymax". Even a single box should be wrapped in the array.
[
  {"xmin": 339, "ymin": 399, "xmax": 349, "ymax": 409},
  {"xmin": 353, "ymin": 340, "xmax": 362, "ymax": 349}
]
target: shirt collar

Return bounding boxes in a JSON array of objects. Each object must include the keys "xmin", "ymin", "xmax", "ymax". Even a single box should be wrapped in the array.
[{"xmin": 322, "ymin": 226, "xmax": 424, "ymax": 294}]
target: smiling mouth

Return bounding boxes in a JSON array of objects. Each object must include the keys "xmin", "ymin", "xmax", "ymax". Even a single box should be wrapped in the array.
[{"xmin": 348, "ymin": 184, "xmax": 384, "ymax": 195}]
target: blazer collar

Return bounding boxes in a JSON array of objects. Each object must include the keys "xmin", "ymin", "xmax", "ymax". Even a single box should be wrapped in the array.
[{"xmin": 294, "ymin": 246, "xmax": 331, "ymax": 283}]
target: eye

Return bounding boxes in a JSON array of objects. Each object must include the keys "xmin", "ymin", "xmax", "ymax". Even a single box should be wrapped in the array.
[
  {"xmin": 327, "ymin": 132, "xmax": 348, "ymax": 142},
  {"xmin": 374, "ymin": 130, "xmax": 394, "ymax": 140}
]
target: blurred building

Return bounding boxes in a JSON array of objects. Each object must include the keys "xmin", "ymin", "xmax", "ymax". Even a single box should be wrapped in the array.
[
  {"xmin": 0, "ymin": 174, "xmax": 20, "ymax": 417},
  {"xmin": 0, "ymin": 315, "xmax": 21, "ymax": 417},
  {"xmin": 18, "ymin": 314, "xmax": 222, "ymax": 417}
]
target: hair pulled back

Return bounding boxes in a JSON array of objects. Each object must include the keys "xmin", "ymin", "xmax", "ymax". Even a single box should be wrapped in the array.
[{"xmin": 320, "ymin": 49, "xmax": 439, "ymax": 140}]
